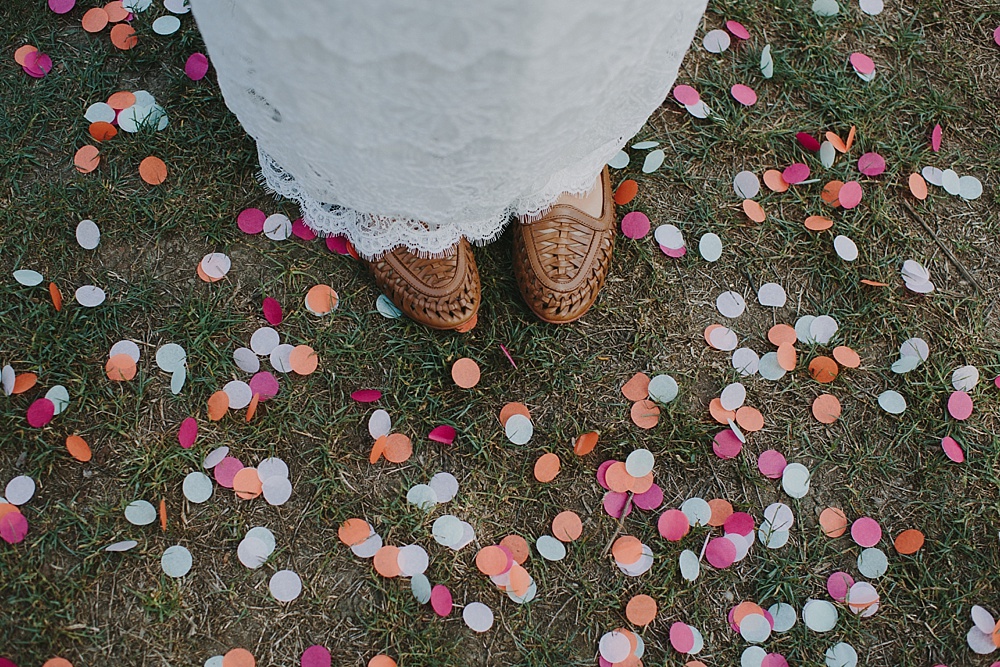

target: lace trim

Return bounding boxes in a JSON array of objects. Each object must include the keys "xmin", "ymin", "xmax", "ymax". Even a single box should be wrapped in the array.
[{"xmin": 258, "ymin": 126, "xmax": 632, "ymax": 260}]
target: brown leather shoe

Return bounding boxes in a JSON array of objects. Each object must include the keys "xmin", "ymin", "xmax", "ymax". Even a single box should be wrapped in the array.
[
  {"xmin": 366, "ymin": 239, "xmax": 481, "ymax": 331},
  {"xmin": 513, "ymin": 167, "xmax": 615, "ymax": 324}
]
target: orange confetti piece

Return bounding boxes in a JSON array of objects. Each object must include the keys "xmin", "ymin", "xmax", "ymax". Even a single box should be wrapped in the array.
[
  {"xmin": 573, "ymin": 431, "xmax": 598, "ymax": 456},
  {"xmin": 0, "ymin": 504, "xmax": 21, "ymax": 521},
  {"xmin": 767, "ymin": 324, "xmax": 797, "ymax": 347},
  {"xmin": 453, "ymin": 311, "xmax": 477, "ymax": 333},
  {"xmin": 908, "ymin": 173, "xmax": 928, "ymax": 200},
  {"xmin": 708, "ymin": 397, "xmax": 736, "ymax": 424},
  {"xmin": 373, "ymin": 545, "xmax": 401, "ymax": 578},
  {"xmin": 808, "ymin": 356, "xmax": 839, "ymax": 383},
  {"xmin": 611, "ymin": 535, "xmax": 643, "ymax": 564},
  {"xmin": 105, "ymin": 354, "xmax": 137, "ymax": 381},
  {"xmin": 289, "ymin": 345, "xmax": 318, "ymax": 375},
  {"xmin": 158, "ymin": 498, "xmax": 167, "ymax": 531},
  {"xmin": 804, "ymin": 215, "xmax": 833, "ymax": 231},
  {"xmin": 106, "ymin": 90, "xmax": 136, "ymax": 110},
  {"xmin": 832, "ymin": 346, "xmax": 861, "ymax": 369},
  {"xmin": 625, "ymin": 594, "xmax": 657, "ymax": 626},
  {"xmin": 621, "ymin": 372, "xmax": 650, "ymax": 401},
  {"xmin": 630, "ymin": 399, "xmax": 659, "ymax": 429},
  {"xmin": 81, "ymin": 7, "xmax": 109, "ymax": 32},
  {"xmin": 245, "ymin": 393, "xmax": 259, "ymax": 422},
  {"xmin": 11, "ymin": 373, "xmax": 37, "ymax": 394},
  {"xmin": 707, "ymin": 498, "xmax": 733, "ymax": 526},
  {"xmin": 812, "ymin": 394, "xmax": 842, "ymax": 424},
  {"xmin": 383, "ymin": 433, "xmax": 412, "ymax": 463},
  {"xmin": 49, "ymin": 282, "xmax": 63, "ymax": 311},
  {"xmin": 613, "ymin": 179, "xmax": 638, "ymax": 206},
  {"xmin": 367, "ymin": 657, "xmax": 397, "ymax": 667},
  {"xmin": 475, "ymin": 545, "xmax": 509, "ymax": 575},
  {"xmin": 222, "ymin": 647, "xmax": 256, "ymax": 667},
  {"xmin": 369, "ymin": 435, "xmax": 387, "ymax": 464},
  {"xmin": 196, "ymin": 262, "xmax": 222, "ymax": 283},
  {"xmin": 451, "ymin": 357, "xmax": 480, "ymax": 389},
  {"xmin": 821, "ymin": 180, "xmax": 843, "ymax": 207},
  {"xmin": 533, "ymin": 452, "xmax": 560, "ymax": 483},
  {"xmin": 604, "ymin": 461, "xmax": 631, "ymax": 493},
  {"xmin": 74, "ymin": 145, "xmax": 100, "ymax": 173},
  {"xmin": 110, "ymin": 22, "xmax": 138, "ymax": 50},
  {"xmin": 139, "ymin": 156, "xmax": 167, "ymax": 185},
  {"xmin": 742, "ymin": 199, "xmax": 766, "ymax": 223},
  {"xmin": 233, "ymin": 468, "xmax": 263, "ymax": 500},
  {"xmin": 499, "ymin": 534, "xmax": 529, "ymax": 565},
  {"xmin": 733, "ymin": 601, "xmax": 766, "ymax": 626},
  {"xmin": 627, "ymin": 471, "xmax": 654, "ymax": 494},
  {"xmin": 735, "ymin": 406, "xmax": 764, "ymax": 432},
  {"xmin": 820, "ymin": 507, "xmax": 848, "ymax": 537},
  {"xmin": 65, "ymin": 435, "xmax": 92, "ymax": 462},
  {"xmin": 551, "ymin": 511, "xmax": 582, "ymax": 542},
  {"xmin": 14, "ymin": 45, "xmax": 38, "ymax": 67},
  {"xmin": 304, "ymin": 284, "xmax": 338, "ymax": 315},
  {"xmin": 207, "ymin": 390, "xmax": 229, "ymax": 421},
  {"xmin": 338, "ymin": 519, "xmax": 371, "ymax": 546},
  {"xmin": 508, "ymin": 562, "xmax": 530, "ymax": 596},
  {"xmin": 103, "ymin": 0, "xmax": 129, "ymax": 22},
  {"xmin": 89, "ymin": 121, "xmax": 117, "ymax": 142},
  {"xmin": 845, "ymin": 125, "xmax": 856, "ymax": 151},
  {"xmin": 776, "ymin": 343, "xmax": 797, "ymax": 371},
  {"xmin": 860, "ymin": 279, "xmax": 890, "ymax": 287},
  {"xmin": 42, "ymin": 658, "xmax": 73, "ymax": 667},
  {"xmin": 825, "ymin": 131, "xmax": 848, "ymax": 154},
  {"xmin": 894, "ymin": 529, "xmax": 925, "ymax": 555},
  {"xmin": 762, "ymin": 169, "xmax": 789, "ymax": 193}
]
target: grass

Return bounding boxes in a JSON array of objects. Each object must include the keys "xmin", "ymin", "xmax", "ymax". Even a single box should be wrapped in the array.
[{"xmin": 2, "ymin": 0, "xmax": 999, "ymax": 666}]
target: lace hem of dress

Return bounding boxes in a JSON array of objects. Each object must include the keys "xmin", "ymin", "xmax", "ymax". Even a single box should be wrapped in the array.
[{"xmin": 257, "ymin": 126, "xmax": 631, "ymax": 260}]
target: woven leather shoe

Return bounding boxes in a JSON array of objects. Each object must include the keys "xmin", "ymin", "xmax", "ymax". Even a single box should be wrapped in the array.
[
  {"xmin": 366, "ymin": 239, "xmax": 480, "ymax": 331},
  {"xmin": 513, "ymin": 167, "xmax": 615, "ymax": 324}
]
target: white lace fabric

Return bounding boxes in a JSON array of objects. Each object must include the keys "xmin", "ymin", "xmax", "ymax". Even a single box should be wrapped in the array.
[{"xmin": 190, "ymin": 0, "xmax": 707, "ymax": 258}]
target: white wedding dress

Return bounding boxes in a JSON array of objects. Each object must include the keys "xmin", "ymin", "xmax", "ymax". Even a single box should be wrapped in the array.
[{"xmin": 190, "ymin": 0, "xmax": 706, "ymax": 259}]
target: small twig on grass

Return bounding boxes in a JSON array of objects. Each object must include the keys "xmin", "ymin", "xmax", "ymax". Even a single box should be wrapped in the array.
[
  {"xmin": 601, "ymin": 492, "xmax": 633, "ymax": 557},
  {"xmin": 901, "ymin": 201, "xmax": 985, "ymax": 293}
]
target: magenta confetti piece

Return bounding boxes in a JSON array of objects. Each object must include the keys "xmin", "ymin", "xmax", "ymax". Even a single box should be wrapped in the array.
[
  {"xmin": 941, "ymin": 436, "xmax": 965, "ymax": 463},
  {"xmin": 632, "ymin": 483, "xmax": 663, "ymax": 511},
  {"xmin": 325, "ymin": 235, "xmax": 350, "ymax": 255},
  {"xmin": 657, "ymin": 509, "xmax": 690, "ymax": 541},
  {"xmin": 262, "ymin": 297, "xmax": 283, "ymax": 325},
  {"xmin": 428, "ymin": 425, "xmax": 456, "ymax": 445},
  {"xmin": 177, "ymin": 417, "xmax": 197, "ymax": 449},
  {"xmin": 796, "ymin": 132, "xmax": 821, "ymax": 152},
  {"xmin": 620, "ymin": 211, "xmax": 650, "ymax": 239},
  {"xmin": 672, "ymin": 84, "xmax": 700, "ymax": 105},
  {"xmin": 213, "ymin": 456, "xmax": 244, "ymax": 488},
  {"xmin": 660, "ymin": 245, "xmax": 686, "ymax": 258},
  {"xmin": 850, "ymin": 52, "xmax": 875, "ymax": 75},
  {"xmin": 26, "ymin": 398, "xmax": 55, "ymax": 428},
  {"xmin": 0, "ymin": 658, "xmax": 18, "ymax": 667},
  {"xmin": 838, "ymin": 181, "xmax": 863, "ymax": 209},
  {"xmin": 712, "ymin": 429, "xmax": 742, "ymax": 459},
  {"xmin": 705, "ymin": 537, "xmax": 737, "ymax": 568},
  {"xmin": 351, "ymin": 389, "xmax": 382, "ymax": 403},
  {"xmin": 499, "ymin": 343, "xmax": 516, "ymax": 369},
  {"xmin": 300, "ymin": 645, "xmax": 332, "ymax": 667},
  {"xmin": 724, "ymin": 511, "xmax": 755, "ymax": 536},
  {"xmin": 237, "ymin": 208, "xmax": 266, "ymax": 234},
  {"xmin": 602, "ymin": 490, "xmax": 632, "ymax": 518},
  {"xmin": 931, "ymin": 124, "xmax": 942, "ymax": 152},
  {"xmin": 726, "ymin": 20, "xmax": 750, "ymax": 39},
  {"xmin": 291, "ymin": 218, "xmax": 316, "ymax": 240},
  {"xmin": 0, "ymin": 512, "xmax": 28, "ymax": 544},
  {"xmin": 184, "ymin": 52, "xmax": 210, "ymax": 81},
  {"xmin": 757, "ymin": 449, "xmax": 787, "ymax": 479},
  {"xmin": 248, "ymin": 371, "xmax": 279, "ymax": 400},
  {"xmin": 782, "ymin": 163, "xmax": 810, "ymax": 184},
  {"xmin": 857, "ymin": 152, "xmax": 886, "ymax": 176},
  {"xmin": 851, "ymin": 517, "xmax": 882, "ymax": 547},
  {"xmin": 430, "ymin": 585, "xmax": 452, "ymax": 617},
  {"xmin": 730, "ymin": 84, "xmax": 757, "ymax": 106},
  {"xmin": 48, "ymin": 0, "xmax": 76, "ymax": 13},
  {"xmin": 947, "ymin": 391, "xmax": 973, "ymax": 420}
]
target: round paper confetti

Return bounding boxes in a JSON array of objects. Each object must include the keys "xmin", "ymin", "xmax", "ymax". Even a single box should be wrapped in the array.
[
  {"xmin": 621, "ymin": 212, "xmax": 651, "ymax": 239},
  {"xmin": 462, "ymin": 602, "xmax": 494, "ymax": 632},
  {"xmin": 161, "ymin": 545, "xmax": 192, "ymax": 577},
  {"xmin": 269, "ymin": 569, "xmax": 302, "ymax": 602},
  {"xmin": 451, "ymin": 358, "xmax": 480, "ymax": 388}
]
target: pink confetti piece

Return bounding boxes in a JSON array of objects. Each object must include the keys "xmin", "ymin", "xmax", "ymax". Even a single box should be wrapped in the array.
[
  {"xmin": 602, "ymin": 490, "xmax": 632, "ymax": 518},
  {"xmin": 620, "ymin": 211, "xmax": 650, "ymax": 240},
  {"xmin": 724, "ymin": 511, "xmax": 755, "ymax": 536},
  {"xmin": 705, "ymin": 536, "xmax": 737, "ymax": 568},
  {"xmin": 237, "ymin": 208, "xmax": 266, "ymax": 234},
  {"xmin": 838, "ymin": 181, "xmax": 863, "ymax": 209},
  {"xmin": 657, "ymin": 509, "xmax": 690, "ymax": 541},
  {"xmin": 712, "ymin": 429, "xmax": 742, "ymax": 459},
  {"xmin": 300, "ymin": 645, "xmax": 331, "ymax": 667},
  {"xmin": 0, "ymin": 511, "xmax": 28, "ymax": 544},
  {"xmin": 761, "ymin": 654, "xmax": 789, "ymax": 667},
  {"xmin": 726, "ymin": 20, "xmax": 750, "ymax": 40},
  {"xmin": 351, "ymin": 389, "xmax": 382, "ymax": 403},
  {"xmin": 659, "ymin": 245, "xmax": 687, "ymax": 258},
  {"xmin": 857, "ymin": 152, "xmax": 886, "ymax": 176},
  {"xmin": 430, "ymin": 584, "xmax": 452, "ymax": 617},
  {"xmin": 948, "ymin": 391, "xmax": 973, "ymax": 420},
  {"xmin": 632, "ymin": 483, "xmax": 663, "ymax": 510},
  {"xmin": 262, "ymin": 297, "xmax": 283, "ymax": 325},
  {"xmin": 213, "ymin": 456, "xmax": 244, "ymax": 488},
  {"xmin": 994, "ymin": 25, "xmax": 1000, "ymax": 47},
  {"xmin": 941, "ymin": 436, "xmax": 965, "ymax": 463},
  {"xmin": 669, "ymin": 622, "xmax": 695, "ymax": 653},
  {"xmin": 995, "ymin": 375, "xmax": 1000, "ymax": 389},
  {"xmin": 782, "ymin": 163, "xmax": 810, "ymax": 184},
  {"xmin": 596, "ymin": 460, "xmax": 616, "ymax": 490},
  {"xmin": 931, "ymin": 124, "xmax": 942, "ymax": 152},
  {"xmin": 325, "ymin": 235, "xmax": 351, "ymax": 255},
  {"xmin": 730, "ymin": 84, "xmax": 757, "ymax": 106},
  {"xmin": 428, "ymin": 425, "xmax": 456, "ymax": 445},
  {"xmin": 26, "ymin": 398, "xmax": 55, "ymax": 428},
  {"xmin": 248, "ymin": 372, "xmax": 279, "ymax": 401},
  {"xmin": 672, "ymin": 84, "xmax": 700, "ymax": 105},
  {"xmin": 850, "ymin": 52, "xmax": 875, "ymax": 75},
  {"xmin": 827, "ymin": 571, "xmax": 855, "ymax": 601},
  {"xmin": 499, "ymin": 344, "xmax": 516, "ymax": 369},
  {"xmin": 291, "ymin": 218, "xmax": 316, "ymax": 240},
  {"xmin": 851, "ymin": 517, "xmax": 882, "ymax": 547},
  {"xmin": 177, "ymin": 417, "xmax": 197, "ymax": 449},
  {"xmin": 23, "ymin": 51, "xmax": 53, "ymax": 78},
  {"xmin": 796, "ymin": 132, "xmax": 821, "ymax": 152},
  {"xmin": 757, "ymin": 449, "xmax": 787, "ymax": 479},
  {"xmin": 48, "ymin": 0, "xmax": 76, "ymax": 13},
  {"xmin": 184, "ymin": 53, "xmax": 210, "ymax": 81}
]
